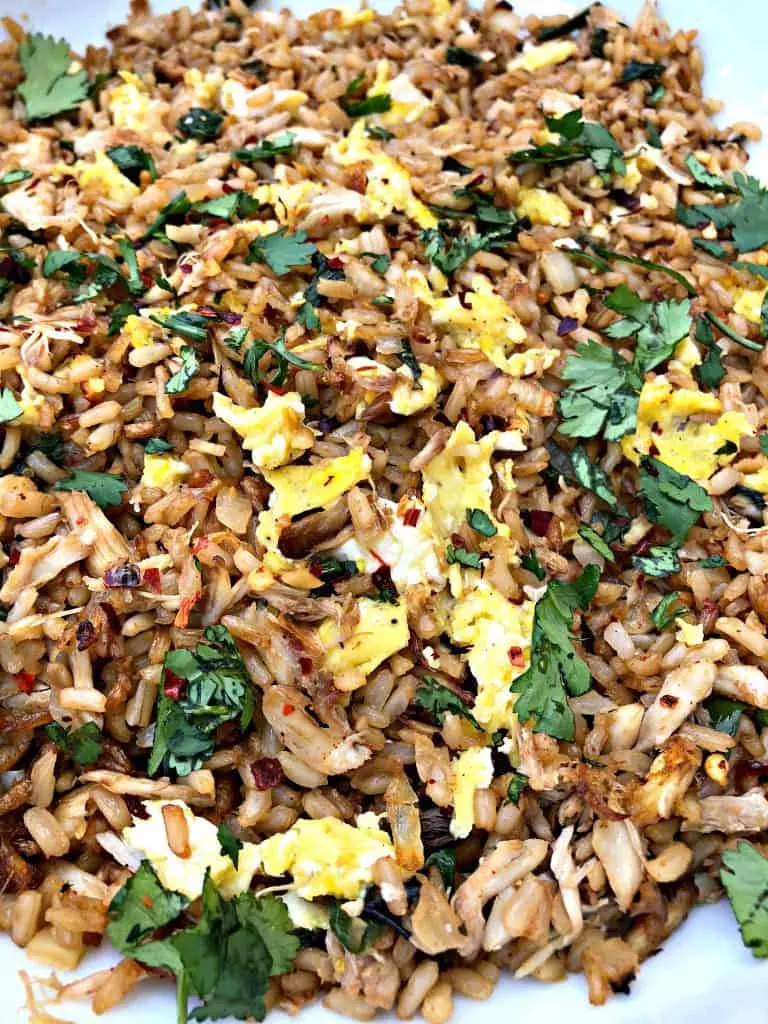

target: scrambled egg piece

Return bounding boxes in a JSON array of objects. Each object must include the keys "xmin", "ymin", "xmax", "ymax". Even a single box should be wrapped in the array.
[
  {"xmin": 262, "ymin": 447, "xmax": 371, "ymax": 520},
  {"xmin": 282, "ymin": 891, "xmax": 330, "ymax": 930},
  {"xmin": 614, "ymin": 158, "xmax": 643, "ymax": 194},
  {"xmin": 450, "ymin": 747, "xmax": 493, "ymax": 839},
  {"xmin": 741, "ymin": 466, "xmax": 768, "ymax": 493},
  {"xmin": 516, "ymin": 188, "xmax": 572, "ymax": 227},
  {"xmin": 319, "ymin": 596, "xmax": 409, "ymax": 689},
  {"xmin": 212, "ymin": 391, "xmax": 314, "ymax": 470},
  {"xmin": 141, "ymin": 454, "xmax": 190, "ymax": 491},
  {"xmin": 67, "ymin": 151, "xmax": 138, "ymax": 204},
  {"xmin": 106, "ymin": 71, "xmax": 171, "ymax": 144},
  {"xmin": 371, "ymin": 59, "xmax": 432, "ymax": 125},
  {"xmin": 332, "ymin": 496, "xmax": 445, "ymax": 591},
  {"xmin": 669, "ymin": 337, "xmax": 702, "ymax": 373},
  {"xmin": 338, "ymin": 6, "xmax": 375, "ymax": 26},
  {"xmin": 730, "ymin": 285, "xmax": 768, "ymax": 324},
  {"xmin": 220, "ymin": 79, "xmax": 307, "ymax": 119},
  {"xmin": 676, "ymin": 619, "xmax": 704, "ymax": 646},
  {"xmin": 622, "ymin": 377, "xmax": 753, "ymax": 483},
  {"xmin": 449, "ymin": 583, "xmax": 535, "ymax": 733},
  {"xmin": 507, "ymin": 40, "xmax": 577, "ymax": 73},
  {"xmin": 251, "ymin": 180, "xmax": 323, "ymax": 225},
  {"xmin": 122, "ymin": 314, "xmax": 159, "ymax": 348},
  {"xmin": 390, "ymin": 364, "xmax": 443, "ymax": 416},
  {"xmin": 183, "ymin": 67, "xmax": 224, "ymax": 105},
  {"xmin": 421, "ymin": 420, "xmax": 509, "ymax": 537},
  {"xmin": 330, "ymin": 121, "xmax": 437, "ymax": 229},
  {"xmin": 257, "ymin": 814, "xmax": 394, "ymax": 899},
  {"xmin": 432, "ymin": 275, "xmax": 557, "ymax": 377}
]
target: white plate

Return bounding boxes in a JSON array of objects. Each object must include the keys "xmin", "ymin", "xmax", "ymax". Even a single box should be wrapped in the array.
[{"xmin": 1, "ymin": 1, "xmax": 767, "ymax": 1021}]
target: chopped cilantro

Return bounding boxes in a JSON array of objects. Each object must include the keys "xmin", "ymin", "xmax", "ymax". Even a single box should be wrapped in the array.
[
  {"xmin": 706, "ymin": 696, "xmax": 745, "ymax": 738},
  {"xmin": 247, "ymin": 228, "xmax": 317, "ymax": 275},
  {"xmin": 53, "ymin": 469, "xmax": 127, "ymax": 509},
  {"xmin": 590, "ymin": 27, "xmax": 608, "ymax": 58},
  {"xmin": 424, "ymin": 848, "xmax": 456, "ymax": 890},
  {"xmin": 415, "ymin": 677, "xmax": 480, "ymax": 729},
  {"xmin": 720, "ymin": 841, "xmax": 768, "ymax": 958},
  {"xmin": 365, "ymin": 124, "xmax": 394, "ymax": 141},
  {"xmin": 651, "ymin": 592, "xmax": 687, "ymax": 631},
  {"xmin": 371, "ymin": 295, "xmax": 394, "ymax": 306},
  {"xmin": 308, "ymin": 555, "xmax": 358, "ymax": 583},
  {"xmin": 505, "ymin": 771, "xmax": 528, "ymax": 804},
  {"xmin": 647, "ymin": 83, "xmax": 666, "ymax": 105},
  {"xmin": 639, "ymin": 456, "xmax": 712, "ymax": 544},
  {"xmin": 446, "ymin": 544, "xmax": 483, "ymax": 569},
  {"xmin": 217, "ymin": 824, "xmax": 243, "ymax": 869},
  {"xmin": 165, "ymin": 346, "xmax": 200, "ymax": 395},
  {"xmin": 363, "ymin": 252, "xmax": 390, "ymax": 274},
  {"xmin": 0, "ymin": 170, "xmax": 32, "ymax": 187},
  {"xmin": 153, "ymin": 311, "xmax": 210, "ymax": 343},
  {"xmin": 694, "ymin": 238, "xmax": 729, "ymax": 258},
  {"xmin": 441, "ymin": 156, "xmax": 472, "ymax": 175},
  {"xmin": 604, "ymin": 284, "xmax": 692, "ymax": 373},
  {"xmin": 144, "ymin": 438, "xmax": 174, "ymax": 455},
  {"xmin": 149, "ymin": 625, "xmax": 254, "ymax": 778},
  {"xmin": 16, "ymin": 33, "xmax": 90, "ymax": 121},
  {"xmin": 44, "ymin": 721, "xmax": 103, "ymax": 765},
  {"xmin": 116, "ymin": 237, "xmax": 145, "ymax": 296},
  {"xmin": 342, "ymin": 75, "xmax": 391, "ymax": 118},
  {"xmin": 329, "ymin": 903, "xmax": 382, "ymax": 954},
  {"xmin": 704, "ymin": 309, "xmax": 762, "ymax": 352},
  {"xmin": 106, "ymin": 144, "xmax": 158, "ymax": 184},
  {"xmin": 397, "ymin": 338, "xmax": 421, "ymax": 383},
  {"xmin": 511, "ymin": 565, "xmax": 599, "ymax": 741},
  {"xmin": 142, "ymin": 192, "xmax": 192, "ymax": 242},
  {"xmin": 521, "ymin": 551, "xmax": 546, "ymax": 580},
  {"xmin": 632, "ymin": 544, "xmax": 681, "ymax": 578},
  {"xmin": 242, "ymin": 328, "xmax": 320, "ymax": 390},
  {"xmin": 577, "ymin": 524, "xmax": 614, "ymax": 562},
  {"xmin": 191, "ymin": 192, "xmax": 259, "ymax": 222},
  {"xmin": 176, "ymin": 107, "xmax": 224, "ymax": 140},
  {"xmin": 694, "ymin": 316, "xmax": 726, "ymax": 389},
  {"xmin": 445, "ymin": 46, "xmax": 483, "ymax": 68},
  {"xmin": 108, "ymin": 301, "xmax": 135, "ymax": 336},
  {"xmin": 567, "ymin": 443, "xmax": 619, "ymax": 509},
  {"xmin": 508, "ymin": 110, "xmax": 625, "ymax": 181},
  {"xmin": 557, "ymin": 340, "xmax": 639, "ymax": 442},
  {"xmin": 684, "ymin": 154, "xmax": 735, "ymax": 192},
  {"xmin": 224, "ymin": 326, "xmax": 248, "ymax": 352},
  {"xmin": 678, "ymin": 172, "xmax": 768, "ymax": 254},
  {"xmin": 0, "ymin": 388, "xmax": 23, "ymax": 424},
  {"xmin": 536, "ymin": 6, "xmax": 591, "ymax": 41},
  {"xmin": 645, "ymin": 119, "xmax": 663, "ymax": 148},
  {"xmin": 466, "ymin": 507, "xmax": 497, "ymax": 537},
  {"xmin": 232, "ymin": 132, "xmax": 296, "ymax": 163},
  {"xmin": 620, "ymin": 61, "xmax": 665, "ymax": 83},
  {"xmin": 700, "ymin": 554, "xmax": 727, "ymax": 568}
]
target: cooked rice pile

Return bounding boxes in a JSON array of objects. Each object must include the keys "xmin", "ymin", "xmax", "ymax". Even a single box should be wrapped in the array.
[{"xmin": 0, "ymin": 0, "xmax": 767, "ymax": 1018}]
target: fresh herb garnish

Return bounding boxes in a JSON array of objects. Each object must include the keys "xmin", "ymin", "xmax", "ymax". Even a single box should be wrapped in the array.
[
  {"xmin": 694, "ymin": 316, "xmax": 726, "ymax": 389},
  {"xmin": 651, "ymin": 592, "xmax": 687, "ymax": 631},
  {"xmin": 445, "ymin": 46, "xmax": 483, "ymax": 68},
  {"xmin": 232, "ymin": 132, "xmax": 296, "ymax": 163},
  {"xmin": 341, "ymin": 74, "xmax": 391, "ymax": 118},
  {"xmin": 505, "ymin": 771, "xmax": 528, "ymax": 804},
  {"xmin": 639, "ymin": 456, "xmax": 712, "ymax": 544},
  {"xmin": 511, "ymin": 565, "xmax": 599, "ymax": 741},
  {"xmin": 242, "ymin": 328, "xmax": 320, "ymax": 390},
  {"xmin": 678, "ymin": 172, "xmax": 768, "ymax": 254},
  {"xmin": 44, "ymin": 721, "xmax": 103, "ymax": 765},
  {"xmin": 363, "ymin": 252, "xmax": 390, "ymax": 274},
  {"xmin": 106, "ymin": 144, "xmax": 158, "ymax": 184},
  {"xmin": 116, "ymin": 237, "xmax": 145, "ymax": 296},
  {"xmin": 53, "ymin": 469, "xmax": 127, "ymax": 509},
  {"xmin": 308, "ymin": 555, "xmax": 358, "ymax": 583},
  {"xmin": 536, "ymin": 5, "xmax": 592, "ymax": 41},
  {"xmin": 557, "ymin": 340, "xmax": 639, "ymax": 442},
  {"xmin": 217, "ymin": 824, "xmax": 243, "ymax": 868},
  {"xmin": 446, "ymin": 544, "xmax": 483, "ymax": 569},
  {"xmin": 590, "ymin": 27, "xmax": 608, "ymax": 58},
  {"xmin": 142, "ymin": 192, "xmax": 192, "ymax": 242},
  {"xmin": 521, "ymin": 551, "xmax": 546, "ymax": 580},
  {"xmin": 329, "ymin": 902, "xmax": 382, "ymax": 954},
  {"xmin": 441, "ymin": 156, "xmax": 472, "ymax": 175},
  {"xmin": 604, "ymin": 283, "xmax": 692, "ymax": 372},
  {"xmin": 149, "ymin": 625, "xmax": 254, "ymax": 778},
  {"xmin": 466, "ymin": 507, "xmax": 497, "ymax": 537},
  {"xmin": 144, "ymin": 438, "xmax": 174, "ymax": 455},
  {"xmin": 508, "ymin": 110, "xmax": 625, "ymax": 181},
  {"xmin": 0, "ymin": 388, "xmax": 23, "ymax": 424},
  {"xmin": 700, "ymin": 554, "xmax": 727, "ymax": 568},
  {"xmin": 425, "ymin": 848, "xmax": 456, "ymax": 890},
  {"xmin": 365, "ymin": 124, "xmax": 394, "ymax": 141},
  {"xmin": 706, "ymin": 696, "xmax": 745, "ymax": 738},
  {"xmin": 247, "ymin": 228, "xmax": 317, "ymax": 276},
  {"xmin": 415, "ymin": 677, "xmax": 480, "ymax": 730},
  {"xmin": 153, "ymin": 311, "xmax": 211, "ymax": 343},
  {"xmin": 632, "ymin": 544, "xmax": 681, "ymax": 578},
  {"xmin": 191, "ymin": 192, "xmax": 259, "ymax": 222},
  {"xmin": 684, "ymin": 154, "xmax": 735, "ymax": 192},
  {"xmin": 0, "ymin": 170, "xmax": 32, "ymax": 187},
  {"xmin": 577, "ymin": 524, "xmax": 614, "ymax": 562},
  {"xmin": 720, "ymin": 841, "xmax": 768, "ymax": 958},
  {"xmin": 620, "ymin": 61, "xmax": 665, "ymax": 83},
  {"xmin": 397, "ymin": 338, "xmax": 421, "ymax": 383},
  {"xmin": 165, "ymin": 346, "xmax": 201, "ymax": 395},
  {"xmin": 16, "ymin": 33, "xmax": 90, "ymax": 121},
  {"xmin": 176, "ymin": 107, "xmax": 224, "ymax": 140},
  {"xmin": 546, "ymin": 441, "xmax": 619, "ymax": 509}
]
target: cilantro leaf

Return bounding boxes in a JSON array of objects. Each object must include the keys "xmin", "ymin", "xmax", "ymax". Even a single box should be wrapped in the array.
[
  {"xmin": 684, "ymin": 154, "xmax": 735, "ymax": 192},
  {"xmin": 511, "ymin": 565, "xmax": 599, "ymax": 741},
  {"xmin": 217, "ymin": 824, "xmax": 243, "ymax": 870},
  {"xmin": 415, "ymin": 677, "xmax": 480, "ymax": 730},
  {"xmin": 44, "ymin": 721, "xmax": 103, "ymax": 765},
  {"xmin": 0, "ymin": 170, "xmax": 32, "ymax": 187},
  {"xmin": 53, "ymin": 469, "xmax": 127, "ymax": 509},
  {"xmin": 232, "ymin": 132, "xmax": 296, "ymax": 163},
  {"xmin": 521, "ymin": 551, "xmax": 546, "ymax": 580},
  {"xmin": 546, "ymin": 440, "xmax": 619, "ymax": 510},
  {"xmin": 342, "ymin": 90, "xmax": 391, "ymax": 118},
  {"xmin": 446, "ymin": 544, "xmax": 483, "ymax": 569},
  {"xmin": 329, "ymin": 902, "xmax": 382, "ymax": 953},
  {"xmin": 700, "ymin": 554, "xmax": 727, "ymax": 568},
  {"xmin": 706, "ymin": 696, "xmax": 745, "ymax": 738},
  {"xmin": 466, "ymin": 508, "xmax": 497, "ymax": 537},
  {"xmin": 424, "ymin": 848, "xmax": 456, "ymax": 890},
  {"xmin": 536, "ymin": 6, "xmax": 591, "ymax": 41},
  {"xmin": 42, "ymin": 250, "xmax": 86, "ymax": 285},
  {"xmin": 620, "ymin": 61, "xmax": 665, "ymax": 83},
  {"xmin": 0, "ymin": 388, "xmax": 23, "ymax": 424},
  {"xmin": 509, "ymin": 110, "xmax": 624, "ymax": 181},
  {"xmin": 577, "ymin": 524, "xmax": 614, "ymax": 562},
  {"xmin": 445, "ymin": 46, "xmax": 483, "ymax": 68},
  {"xmin": 165, "ymin": 346, "xmax": 200, "ymax": 395},
  {"xmin": 116, "ymin": 237, "xmax": 145, "ymax": 296},
  {"xmin": 720, "ymin": 841, "xmax": 768, "ymax": 958},
  {"xmin": 247, "ymin": 228, "xmax": 317, "ymax": 276},
  {"xmin": 242, "ymin": 327, "xmax": 320, "ymax": 390},
  {"xmin": 505, "ymin": 771, "xmax": 528, "ymax": 804},
  {"xmin": 557, "ymin": 340, "xmax": 639, "ymax": 441},
  {"xmin": 107, "ymin": 144, "xmax": 157, "ymax": 184},
  {"xmin": 639, "ymin": 456, "xmax": 712, "ymax": 544},
  {"xmin": 149, "ymin": 625, "xmax": 254, "ymax": 778},
  {"xmin": 604, "ymin": 284, "xmax": 692, "ymax": 374},
  {"xmin": 153, "ymin": 310, "xmax": 211, "ymax": 343},
  {"xmin": 632, "ymin": 544, "xmax": 681, "ymax": 578},
  {"xmin": 680, "ymin": 173, "xmax": 768, "ymax": 254},
  {"xmin": 651, "ymin": 592, "xmax": 687, "ymax": 631},
  {"xmin": 397, "ymin": 338, "xmax": 421, "ymax": 383},
  {"xmin": 177, "ymin": 107, "xmax": 223, "ymax": 141},
  {"xmin": 142, "ymin": 192, "xmax": 192, "ymax": 242},
  {"xmin": 695, "ymin": 316, "xmax": 726, "ymax": 389},
  {"xmin": 144, "ymin": 438, "xmax": 173, "ymax": 454},
  {"xmin": 17, "ymin": 33, "xmax": 90, "ymax": 121},
  {"xmin": 107, "ymin": 861, "xmax": 188, "ymax": 974}
]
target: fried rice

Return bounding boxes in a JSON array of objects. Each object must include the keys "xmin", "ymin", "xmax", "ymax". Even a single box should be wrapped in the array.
[{"xmin": 0, "ymin": 0, "xmax": 767, "ymax": 1019}]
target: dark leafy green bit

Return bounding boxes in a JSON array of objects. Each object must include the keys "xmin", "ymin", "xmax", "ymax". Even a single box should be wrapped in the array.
[
  {"xmin": 366, "ymin": 124, "xmax": 394, "ymax": 141},
  {"xmin": 466, "ymin": 507, "xmax": 497, "ymax": 537},
  {"xmin": 677, "ymin": 173, "xmax": 768, "ymax": 254},
  {"xmin": 509, "ymin": 110, "xmax": 625, "ymax": 182},
  {"xmin": 232, "ymin": 132, "xmax": 296, "ymax": 163},
  {"xmin": 557, "ymin": 340, "xmax": 639, "ymax": 442},
  {"xmin": 445, "ymin": 46, "xmax": 483, "ymax": 68},
  {"xmin": 569, "ymin": 241, "xmax": 697, "ymax": 297},
  {"xmin": 107, "ymin": 144, "xmax": 158, "ymax": 184},
  {"xmin": 247, "ymin": 228, "xmax": 317, "ymax": 276},
  {"xmin": 590, "ymin": 27, "xmax": 608, "ymax": 58},
  {"xmin": 243, "ymin": 327, "xmax": 321, "ymax": 390},
  {"xmin": 424, "ymin": 848, "xmax": 456, "ymax": 891},
  {"xmin": 53, "ymin": 469, "xmax": 127, "ymax": 509},
  {"xmin": 142, "ymin": 192, "xmax": 192, "ymax": 241},
  {"xmin": 217, "ymin": 824, "xmax": 243, "ymax": 869},
  {"xmin": 329, "ymin": 903, "xmax": 382, "ymax": 954},
  {"xmin": 224, "ymin": 327, "xmax": 248, "ymax": 352},
  {"xmin": 632, "ymin": 544, "xmax": 681, "ymax": 578},
  {"xmin": 577, "ymin": 524, "xmax": 614, "ymax": 562},
  {"xmin": 149, "ymin": 625, "xmax": 254, "ymax": 778},
  {"xmin": 108, "ymin": 864, "xmax": 300, "ymax": 1021},
  {"xmin": 704, "ymin": 310, "xmax": 762, "ymax": 353},
  {"xmin": 144, "ymin": 438, "xmax": 174, "ymax": 455},
  {"xmin": 44, "ymin": 721, "xmax": 103, "ymax": 765},
  {"xmin": 176, "ymin": 107, "xmax": 224, "ymax": 141},
  {"xmin": 0, "ymin": 170, "xmax": 32, "ymax": 187},
  {"xmin": 0, "ymin": 248, "xmax": 35, "ymax": 301},
  {"xmin": 165, "ymin": 346, "xmax": 200, "ymax": 395},
  {"xmin": 546, "ymin": 441, "xmax": 619, "ymax": 510},
  {"xmin": 308, "ymin": 555, "xmax": 358, "ymax": 584},
  {"xmin": 505, "ymin": 772, "xmax": 528, "ymax": 804},
  {"xmin": 442, "ymin": 156, "xmax": 472, "ymax": 175},
  {"xmin": 371, "ymin": 295, "xmax": 394, "ymax": 306},
  {"xmin": 191, "ymin": 192, "xmax": 260, "ymax": 222},
  {"xmin": 421, "ymin": 187, "xmax": 522, "ymax": 274},
  {"xmin": 42, "ymin": 249, "xmax": 137, "ymax": 304},
  {"xmin": 536, "ymin": 5, "xmax": 592, "ymax": 41},
  {"xmin": 17, "ymin": 33, "xmax": 90, "ymax": 121},
  {"xmin": 0, "ymin": 388, "xmax": 23, "ymax": 424},
  {"xmin": 342, "ymin": 74, "xmax": 391, "ymax": 118},
  {"xmin": 116, "ymin": 237, "xmax": 146, "ymax": 296},
  {"xmin": 700, "ymin": 554, "xmax": 727, "ymax": 568},
  {"xmin": 415, "ymin": 677, "xmax": 480, "ymax": 730},
  {"xmin": 363, "ymin": 252, "xmax": 391, "ymax": 274},
  {"xmin": 645, "ymin": 119, "xmax": 663, "ymax": 148},
  {"xmin": 152, "ymin": 310, "xmax": 211, "ymax": 343},
  {"xmin": 109, "ymin": 301, "xmax": 135, "ymax": 336},
  {"xmin": 648, "ymin": 83, "xmax": 666, "ymax": 105},
  {"xmin": 685, "ymin": 154, "xmax": 735, "ymax": 192},
  {"xmin": 695, "ymin": 315, "xmax": 726, "ymax": 390},
  {"xmin": 720, "ymin": 841, "xmax": 768, "ymax": 958},
  {"xmin": 521, "ymin": 551, "xmax": 546, "ymax": 580},
  {"xmin": 511, "ymin": 565, "xmax": 599, "ymax": 741},
  {"xmin": 446, "ymin": 544, "xmax": 483, "ymax": 569},
  {"xmin": 639, "ymin": 456, "xmax": 712, "ymax": 544},
  {"xmin": 604, "ymin": 283, "xmax": 693, "ymax": 371},
  {"xmin": 706, "ymin": 696, "xmax": 745, "ymax": 738},
  {"xmin": 298, "ymin": 252, "xmax": 346, "ymax": 329},
  {"xmin": 651, "ymin": 592, "xmax": 687, "ymax": 631},
  {"xmin": 620, "ymin": 61, "xmax": 665, "ymax": 83}
]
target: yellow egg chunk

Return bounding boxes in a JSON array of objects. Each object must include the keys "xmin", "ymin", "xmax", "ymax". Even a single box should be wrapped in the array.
[
  {"xmin": 261, "ymin": 447, "xmax": 372, "ymax": 520},
  {"xmin": 613, "ymin": 158, "xmax": 643, "ymax": 194},
  {"xmin": 140, "ymin": 454, "xmax": 191, "ymax": 491},
  {"xmin": 669, "ymin": 337, "xmax": 702, "ymax": 372},
  {"xmin": 432, "ymin": 275, "xmax": 557, "ymax": 377},
  {"xmin": 507, "ymin": 40, "xmax": 577, "ymax": 73},
  {"xmin": 516, "ymin": 188, "xmax": 572, "ymax": 227},
  {"xmin": 730, "ymin": 284, "xmax": 768, "ymax": 324},
  {"xmin": 676, "ymin": 619, "xmax": 704, "ymax": 647},
  {"xmin": 220, "ymin": 79, "xmax": 307, "ymax": 118},
  {"xmin": 449, "ymin": 584, "xmax": 536, "ymax": 733},
  {"xmin": 741, "ymin": 466, "xmax": 768, "ymax": 493},
  {"xmin": 389, "ymin": 364, "xmax": 443, "ymax": 416},
  {"xmin": 70, "ymin": 151, "xmax": 139, "ymax": 204},
  {"xmin": 212, "ymin": 391, "xmax": 314, "ymax": 469},
  {"xmin": 257, "ymin": 814, "xmax": 395, "ymax": 899},
  {"xmin": 122, "ymin": 315, "xmax": 159, "ymax": 348},
  {"xmin": 450, "ymin": 747, "xmax": 493, "ymax": 839},
  {"xmin": 421, "ymin": 420, "xmax": 508, "ymax": 538},
  {"xmin": 319, "ymin": 596, "xmax": 409, "ymax": 689},
  {"xmin": 251, "ymin": 181, "xmax": 322, "ymax": 224},
  {"xmin": 106, "ymin": 71, "xmax": 171, "ymax": 143},
  {"xmin": 371, "ymin": 60, "xmax": 432, "ymax": 125},
  {"xmin": 331, "ymin": 121, "xmax": 437, "ymax": 229},
  {"xmin": 622, "ymin": 377, "xmax": 753, "ymax": 483},
  {"xmin": 183, "ymin": 67, "xmax": 224, "ymax": 105}
]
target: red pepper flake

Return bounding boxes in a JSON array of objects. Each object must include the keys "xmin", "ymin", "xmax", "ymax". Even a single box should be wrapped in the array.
[
  {"xmin": 143, "ymin": 568, "xmax": 162, "ymax": 593},
  {"xmin": 8, "ymin": 547, "xmax": 20, "ymax": 567},
  {"xmin": 403, "ymin": 507, "xmax": 421, "ymax": 527},
  {"xmin": 507, "ymin": 646, "xmax": 525, "ymax": 667},
  {"xmin": 174, "ymin": 591, "xmax": 201, "ymax": 629},
  {"xmin": 266, "ymin": 384, "xmax": 287, "ymax": 395},
  {"xmin": 180, "ymin": 263, "xmax": 193, "ymax": 275},
  {"xmin": 660, "ymin": 694, "xmax": 679, "ymax": 708},
  {"xmin": 140, "ymin": 270, "xmax": 154, "ymax": 287},
  {"xmin": 191, "ymin": 536, "xmax": 209, "ymax": 555},
  {"xmin": 634, "ymin": 537, "xmax": 653, "ymax": 556},
  {"xmin": 75, "ymin": 316, "xmax": 96, "ymax": 334},
  {"xmin": 299, "ymin": 656, "xmax": 313, "ymax": 674},
  {"xmin": 282, "ymin": 702, "xmax": 295, "ymax": 716},
  {"xmin": 163, "ymin": 670, "xmax": 185, "ymax": 701},
  {"xmin": 250, "ymin": 757, "xmax": 284, "ymax": 791},
  {"xmin": 14, "ymin": 671, "xmax": 35, "ymax": 693},
  {"xmin": 142, "ymin": 895, "xmax": 154, "ymax": 909},
  {"xmin": 529, "ymin": 510, "xmax": 553, "ymax": 537},
  {"xmin": 326, "ymin": 256, "xmax": 344, "ymax": 270}
]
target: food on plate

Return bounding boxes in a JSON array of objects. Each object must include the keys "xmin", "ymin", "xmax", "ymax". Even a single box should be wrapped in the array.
[{"xmin": 0, "ymin": 0, "xmax": 767, "ymax": 1020}]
